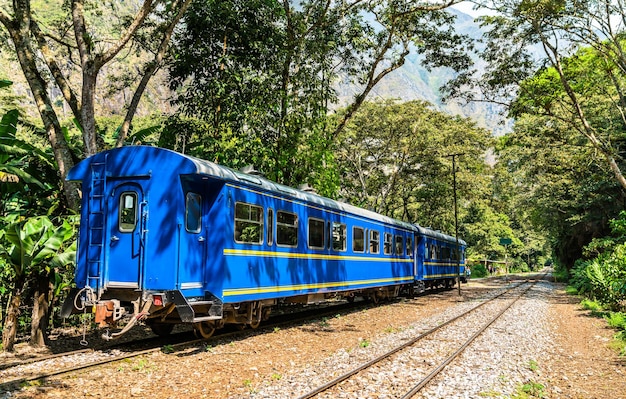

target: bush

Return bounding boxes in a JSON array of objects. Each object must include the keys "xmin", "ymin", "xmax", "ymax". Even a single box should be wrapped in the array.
[
  {"xmin": 605, "ymin": 312, "xmax": 626, "ymax": 330},
  {"xmin": 470, "ymin": 263, "xmax": 489, "ymax": 278},
  {"xmin": 570, "ymin": 246, "xmax": 626, "ymax": 312}
]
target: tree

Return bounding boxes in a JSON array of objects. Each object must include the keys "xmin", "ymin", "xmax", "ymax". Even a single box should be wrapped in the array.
[
  {"xmin": 447, "ymin": 0, "xmax": 626, "ymax": 191},
  {"xmin": 0, "ymin": 0, "xmax": 192, "ymax": 210},
  {"xmin": 335, "ymin": 100, "xmax": 494, "ymax": 232},
  {"xmin": 496, "ymin": 108, "xmax": 625, "ymax": 268},
  {"xmin": 168, "ymin": 0, "xmax": 473, "ymax": 192},
  {"xmin": 0, "ymin": 216, "xmax": 75, "ymax": 351}
]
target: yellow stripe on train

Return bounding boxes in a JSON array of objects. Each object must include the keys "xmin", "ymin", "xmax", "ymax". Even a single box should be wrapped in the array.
[{"xmin": 223, "ymin": 276, "xmax": 415, "ymax": 296}]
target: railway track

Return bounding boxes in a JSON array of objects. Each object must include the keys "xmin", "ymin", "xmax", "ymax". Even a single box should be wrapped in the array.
[
  {"xmin": 296, "ymin": 277, "xmax": 543, "ymax": 399},
  {"xmin": 0, "ymin": 275, "xmax": 532, "ymax": 395},
  {"xmin": 0, "ymin": 294, "xmax": 396, "ymax": 393}
]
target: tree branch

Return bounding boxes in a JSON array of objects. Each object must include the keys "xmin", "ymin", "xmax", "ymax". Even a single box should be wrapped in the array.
[
  {"xmin": 30, "ymin": 20, "xmax": 81, "ymax": 120},
  {"xmin": 116, "ymin": 0, "xmax": 193, "ymax": 147}
]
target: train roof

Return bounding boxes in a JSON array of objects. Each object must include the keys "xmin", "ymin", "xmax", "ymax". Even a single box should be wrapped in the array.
[
  {"xmin": 414, "ymin": 225, "xmax": 467, "ymax": 246},
  {"xmin": 67, "ymin": 146, "xmax": 417, "ymax": 232}
]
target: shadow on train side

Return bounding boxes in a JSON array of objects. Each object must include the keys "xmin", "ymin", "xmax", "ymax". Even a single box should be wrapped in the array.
[{"xmin": 62, "ymin": 146, "xmax": 456, "ymax": 341}]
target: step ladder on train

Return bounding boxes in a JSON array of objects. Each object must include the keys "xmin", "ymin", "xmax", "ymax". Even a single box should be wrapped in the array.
[{"xmin": 86, "ymin": 156, "xmax": 107, "ymax": 296}]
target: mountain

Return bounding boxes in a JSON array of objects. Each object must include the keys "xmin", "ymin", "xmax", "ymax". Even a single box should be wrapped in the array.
[{"xmin": 336, "ymin": 8, "xmax": 510, "ymax": 136}]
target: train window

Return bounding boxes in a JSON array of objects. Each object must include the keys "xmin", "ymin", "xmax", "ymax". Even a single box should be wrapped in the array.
[
  {"xmin": 442, "ymin": 246, "xmax": 451, "ymax": 260},
  {"xmin": 370, "ymin": 230, "xmax": 380, "ymax": 254},
  {"xmin": 267, "ymin": 209, "xmax": 274, "ymax": 245},
  {"xmin": 119, "ymin": 192, "xmax": 138, "ymax": 232},
  {"xmin": 332, "ymin": 222, "xmax": 347, "ymax": 251},
  {"xmin": 277, "ymin": 211, "xmax": 298, "ymax": 247},
  {"xmin": 185, "ymin": 192, "xmax": 202, "ymax": 233},
  {"xmin": 308, "ymin": 218, "xmax": 325, "ymax": 249},
  {"xmin": 234, "ymin": 202, "xmax": 263, "ymax": 244},
  {"xmin": 384, "ymin": 233, "xmax": 392, "ymax": 255},
  {"xmin": 353, "ymin": 227, "xmax": 365, "ymax": 253},
  {"xmin": 395, "ymin": 235, "xmax": 403, "ymax": 255},
  {"xmin": 406, "ymin": 236, "xmax": 412, "ymax": 256},
  {"xmin": 431, "ymin": 244, "xmax": 438, "ymax": 260}
]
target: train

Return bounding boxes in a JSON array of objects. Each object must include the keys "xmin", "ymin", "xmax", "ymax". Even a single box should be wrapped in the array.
[{"xmin": 61, "ymin": 146, "xmax": 466, "ymax": 340}]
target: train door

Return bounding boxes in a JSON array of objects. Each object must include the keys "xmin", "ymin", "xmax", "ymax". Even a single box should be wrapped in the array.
[
  {"xmin": 105, "ymin": 182, "xmax": 147, "ymax": 289},
  {"xmin": 177, "ymin": 191, "xmax": 206, "ymax": 295}
]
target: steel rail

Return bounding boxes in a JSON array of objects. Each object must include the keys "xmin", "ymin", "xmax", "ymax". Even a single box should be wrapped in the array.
[
  {"xmin": 295, "ymin": 280, "xmax": 529, "ymax": 399},
  {"xmin": 0, "ymin": 295, "xmax": 378, "ymax": 392},
  {"xmin": 399, "ymin": 281, "xmax": 537, "ymax": 399}
]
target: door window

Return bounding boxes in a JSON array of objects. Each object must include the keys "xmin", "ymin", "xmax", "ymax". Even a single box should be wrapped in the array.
[
  {"xmin": 119, "ymin": 192, "xmax": 138, "ymax": 232},
  {"xmin": 186, "ymin": 192, "xmax": 202, "ymax": 233}
]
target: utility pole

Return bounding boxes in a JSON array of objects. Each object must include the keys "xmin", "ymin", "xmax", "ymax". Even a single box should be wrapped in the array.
[{"xmin": 445, "ymin": 153, "xmax": 464, "ymax": 296}]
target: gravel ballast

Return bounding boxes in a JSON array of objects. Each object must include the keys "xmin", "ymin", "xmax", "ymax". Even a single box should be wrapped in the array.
[{"xmin": 2, "ymin": 277, "xmax": 625, "ymax": 399}]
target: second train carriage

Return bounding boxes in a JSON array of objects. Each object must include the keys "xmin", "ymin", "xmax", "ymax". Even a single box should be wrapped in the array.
[{"xmin": 61, "ymin": 146, "xmax": 466, "ymax": 339}]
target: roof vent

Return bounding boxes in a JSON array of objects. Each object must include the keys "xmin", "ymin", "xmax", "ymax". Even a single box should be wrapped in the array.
[
  {"xmin": 239, "ymin": 165, "xmax": 264, "ymax": 176},
  {"xmin": 298, "ymin": 183, "xmax": 317, "ymax": 194}
]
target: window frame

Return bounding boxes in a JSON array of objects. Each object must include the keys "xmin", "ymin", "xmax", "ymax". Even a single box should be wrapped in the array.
[
  {"xmin": 234, "ymin": 202, "xmax": 264, "ymax": 244},
  {"xmin": 395, "ymin": 235, "xmax": 403, "ymax": 256},
  {"xmin": 384, "ymin": 233, "xmax": 393, "ymax": 255},
  {"xmin": 119, "ymin": 191, "xmax": 138, "ymax": 233},
  {"xmin": 308, "ymin": 217, "xmax": 325, "ymax": 249},
  {"xmin": 276, "ymin": 210, "xmax": 298, "ymax": 247},
  {"xmin": 267, "ymin": 208, "xmax": 274, "ymax": 246},
  {"xmin": 369, "ymin": 230, "xmax": 380, "ymax": 254},
  {"xmin": 352, "ymin": 226, "xmax": 365, "ymax": 253},
  {"xmin": 331, "ymin": 222, "xmax": 347, "ymax": 252}
]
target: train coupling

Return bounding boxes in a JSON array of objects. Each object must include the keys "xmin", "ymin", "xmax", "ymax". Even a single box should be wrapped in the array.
[{"xmin": 94, "ymin": 300, "xmax": 125, "ymax": 327}]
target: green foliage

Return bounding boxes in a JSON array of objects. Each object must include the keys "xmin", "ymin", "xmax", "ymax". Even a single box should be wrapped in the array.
[
  {"xmin": 604, "ymin": 312, "xmax": 626, "ymax": 330},
  {"xmin": 0, "ymin": 215, "xmax": 76, "ymax": 350},
  {"xmin": 169, "ymin": 0, "xmax": 473, "ymax": 195},
  {"xmin": 0, "ymin": 216, "xmax": 75, "ymax": 277},
  {"xmin": 470, "ymin": 263, "xmax": 489, "ymax": 278},
  {"xmin": 0, "ymin": 80, "xmax": 62, "ymax": 219},
  {"xmin": 604, "ymin": 312, "xmax": 626, "ymax": 356},
  {"xmin": 580, "ymin": 298, "xmax": 604, "ymax": 314},
  {"xmin": 335, "ymin": 99, "xmax": 529, "ymax": 262},
  {"xmin": 512, "ymin": 380, "xmax": 546, "ymax": 399},
  {"xmin": 569, "ymin": 216, "xmax": 626, "ymax": 311}
]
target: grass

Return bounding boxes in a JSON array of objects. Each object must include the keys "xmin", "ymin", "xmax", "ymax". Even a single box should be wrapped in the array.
[
  {"xmin": 579, "ymin": 300, "xmax": 626, "ymax": 357},
  {"xmin": 605, "ymin": 312, "xmax": 626, "ymax": 356},
  {"xmin": 477, "ymin": 390, "xmax": 501, "ymax": 397},
  {"xmin": 359, "ymin": 338, "xmax": 370, "ymax": 348},
  {"xmin": 512, "ymin": 380, "xmax": 546, "ymax": 399},
  {"xmin": 580, "ymin": 298, "xmax": 607, "ymax": 317}
]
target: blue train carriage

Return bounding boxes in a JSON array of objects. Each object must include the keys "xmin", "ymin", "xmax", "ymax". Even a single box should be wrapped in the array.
[
  {"xmin": 414, "ymin": 226, "xmax": 467, "ymax": 291},
  {"xmin": 61, "ymin": 146, "xmax": 420, "ymax": 339}
]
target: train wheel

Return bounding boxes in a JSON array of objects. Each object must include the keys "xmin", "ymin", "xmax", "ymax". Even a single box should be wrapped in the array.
[
  {"xmin": 148, "ymin": 322, "xmax": 174, "ymax": 337},
  {"xmin": 248, "ymin": 318, "xmax": 261, "ymax": 329},
  {"xmin": 193, "ymin": 321, "xmax": 216, "ymax": 339},
  {"xmin": 248, "ymin": 302, "xmax": 262, "ymax": 329}
]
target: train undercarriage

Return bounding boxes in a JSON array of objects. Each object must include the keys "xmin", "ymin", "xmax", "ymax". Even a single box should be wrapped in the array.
[{"xmin": 64, "ymin": 278, "xmax": 460, "ymax": 341}]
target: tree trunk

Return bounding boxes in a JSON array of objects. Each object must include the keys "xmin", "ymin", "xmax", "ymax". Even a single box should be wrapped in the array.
[
  {"xmin": 80, "ymin": 64, "xmax": 99, "ymax": 156},
  {"xmin": 2, "ymin": 274, "xmax": 26, "ymax": 352},
  {"xmin": 30, "ymin": 271, "xmax": 52, "ymax": 348},
  {"xmin": 1, "ymin": 2, "xmax": 80, "ymax": 211}
]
